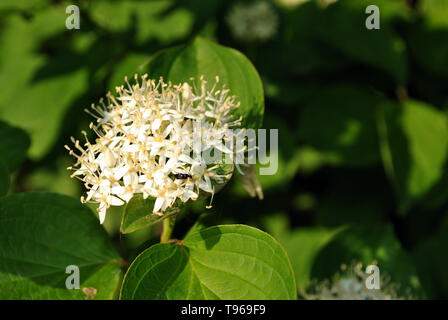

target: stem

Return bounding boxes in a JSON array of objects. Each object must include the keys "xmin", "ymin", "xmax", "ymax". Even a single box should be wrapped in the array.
[{"xmin": 160, "ymin": 215, "xmax": 175, "ymax": 243}]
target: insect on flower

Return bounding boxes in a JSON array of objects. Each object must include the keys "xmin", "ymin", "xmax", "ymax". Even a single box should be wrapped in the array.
[
  {"xmin": 65, "ymin": 74, "xmax": 242, "ymax": 224},
  {"xmin": 173, "ymin": 173, "xmax": 193, "ymax": 180}
]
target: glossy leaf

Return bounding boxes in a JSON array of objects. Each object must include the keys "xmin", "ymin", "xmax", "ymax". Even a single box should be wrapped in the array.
[
  {"xmin": 145, "ymin": 37, "xmax": 264, "ymax": 129},
  {"xmin": 0, "ymin": 192, "xmax": 123, "ymax": 299},
  {"xmin": 121, "ymin": 194, "xmax": 179, "ymax": 234},
  {"xmin": 120, "ymin": 225, "xmax": 296, "ymax": 299}
]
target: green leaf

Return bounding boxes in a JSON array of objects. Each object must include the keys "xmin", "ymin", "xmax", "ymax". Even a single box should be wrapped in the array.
[
  {"xmin": 0, "ymin": 160, "xmax": 9, "ymax": 197},
  {"xmin": 145, "ymin": 37, "xmax": 264, "ymax": 129},
  {"xmin": 412, "ymin": 216, "xmax": 448, "ymax": 299},
  {"xmin": 90, "ymin": 0, "xmax": 193, "ymax": 44},
  {"xmin": 405, "ymin": 0, "xmax": 448, "ymax": 77},
  {"xmin": 0, "ymin": 11, "xmax": 87, "ymax": 159},
  {"xmin": 316, "ymin": 168, "xmax": 391, "ymax": 226},
  {"xmin": 108, "ymin": 53, "xmax": 152, "ymax": 91},
  {"xmin": 0, "ymin": 192, "xmax": 123, "ymax": 299},
  {"xmin": 121, "ymin": 194, "xmax": 179, "ymax": 234},
  {"xmin": 0, "ymin": 0, "xmax": 48, "ymax": 12},
  {"xmin": 1, "ymin": 69, "xmax": 87, "ymax": 159},
  {"xmin": 120, "ymin": 225, "xmax": 296, "ymax": 299},
  {"xmin": 0, "ymin": 119, "xmax": 30, "ymax": 171},
  {"xmin": 419, "ymin": 0, "xmax": 448, "ymax": 29},
  {"xmin": 297, "ymin": 85, "xmax": 381, "ymax": 167},
  {"xmin": 406, "ymin": 24, "xmax": 448, "ymax": 77},
  {"xmin": 377, "ymin": 100, "xmax": 448, "ymax": 214},
  {"xmin": 316, "ymin": 0, "xmax": 409, "ymax": 84}
]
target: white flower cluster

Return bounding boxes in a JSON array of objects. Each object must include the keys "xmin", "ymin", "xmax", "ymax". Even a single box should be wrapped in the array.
[
  {"xmin": 305, "ymin": 263, "xmax": 406, "ymax": 300},
  {"xmin": 276, "ymin": 0, "xmax": 338, "ymax": 9},
  {"xmin": 226, "ymin": 1, "xmax": 279, "ymax": 43},
  {"xmin": 66, "ymin": 75, "xmax": 241, "ymax": 223}
]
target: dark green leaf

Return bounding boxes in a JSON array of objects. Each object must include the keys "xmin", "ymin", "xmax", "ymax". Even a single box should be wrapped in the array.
[
  {"xmin": 377, "ymin": 100, "xmax": 448, "ymax": 214},
  {"xmin": 90, "ymin": 0, "xmax": 193, "ymax": 44},
  {"xmin": 406, "ymin": 24, "xmax": 448, "ymax": 78},
  {"xmin": 0, "ymin": 160, "xmax": 9, "ymax": 197},
  {"xmin": 145, "ymin": 37, "xmax": 264, "ymax": 129},
  {"xmin": 0, "ymin": 192, "xmax": 123, "ymax": 299},
  {"xmin": 120, "ymin": 225, "xmax": 296, "ymax": 299},
  {"xmin": 0, "ymin": 120, "xmax": 30, "ymax": 171},
  {"xmin": 298, "ymin": 85, "xmax": 381, "ymax": 167},
  {"xmin": 316, "ymin": 0, "xmax": 409, "ymax": 84},
  {"xmin": 121, "ymin": 194, "xmax": 179, "ymax": 234},
  {"xmin": 412, "ymin": 215, "xmax": 448, "ymax": 299}
]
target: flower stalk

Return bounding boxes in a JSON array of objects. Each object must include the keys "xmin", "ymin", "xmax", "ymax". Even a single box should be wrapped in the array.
[{"xmin": 161, "ymin": 215, "xmax": 175, "ymax": 243}]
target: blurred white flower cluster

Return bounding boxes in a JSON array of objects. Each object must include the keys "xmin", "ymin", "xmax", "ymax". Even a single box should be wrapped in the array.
[
  {"xmin": 66, "ymin": 75, "xmax": 241, "ymax": 223},
  {"xmin": 226, "ymin": 1, "xmax": 279, "ymax": 43},
  {"xmin": 276, "ymin": 0, "xmax": 338, "ymax": 9},
  {"xmin": 305, "ymin": 263, "xmax": 406, "ymax": 300}
]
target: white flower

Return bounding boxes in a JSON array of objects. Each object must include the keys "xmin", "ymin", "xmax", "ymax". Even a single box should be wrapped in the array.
[
  {"xmin": 276, "ymin": 0, "xmax": 338, "ymax": 9},
  {"xmin": 66, "ymin": 74, "xmax": 241, "ymax": 223},
  {"xmin": 304, "ymin": 262, "xmax": 409, "ymax": 300},
  {"xmin": 226, "ymin": 1, "xmax": 279, "ymax": 43}
]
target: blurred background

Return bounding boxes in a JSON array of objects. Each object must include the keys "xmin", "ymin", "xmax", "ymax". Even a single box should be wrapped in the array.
[{"xmin": 1, "ymin": 0, "xmax": 448, "ymax": 299}]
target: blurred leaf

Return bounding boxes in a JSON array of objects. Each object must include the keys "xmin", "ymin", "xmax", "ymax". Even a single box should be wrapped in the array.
[
  {"xmin": 298, "ymin": 85, "xmax": 381, "ymax": 167},
  {"xmin": 25, "ymin": 157, "xmax": 79, "ymax": 197},
  {"xmin": 282, "ymin": 2, "xmax": 352, "ymax": 75},
  {"xmin": 406, "ymin": 23, "xmax": 448, "ymax": 78},
  {"xmin": 316, "ymin": 0, "xmax": 408, "ymax": 84},
  {"xmin": 412, "ymin": 214, "xmax": 448, "ymax": 299},
  {"xmin": 0, "ymin": 192, "xmax": 123, "ymax": 299},
  {"xmin": 120, "ymin": 225, "xmax": 296, "ymax": 299},
  {"xmin": 312, "ymin": 224, "xmax": 423, "ymax": 298},
  {"xmin": 232, "ymin": 113, "xmax": 298, "ymax": 197},
  {"xmin": 263, "ymin": 213, "xmax": 344, "ymax": 291},
  {"xmin": 295, "ymin": 146, "xmax": 326, "ymax": 174},
  {"xmin": 0, "ymin": 160, "xmax": 9, "ymax": 197},
  {"xmin": 121, "ymin": 194, "xmax": 178, "ymax": 234},
  {"xmin": 0, "ymin": 0, "xmax": 49, "ymax": 12},
  {"xmin": 0, "ymin": 10, "xmax": 86, "ymax": 159},
  {"xmin": 419, "ymin": 0, "xmax": 448, "ymax": 29},
  {"xmin": 145, "ymin": 37, "xmax": 264, "ymax": 129},
  {"xmin": 108, "ymin": 53, "xmax": 151, "ymax": 90},
  {"xmin": 377, "ymin": 100, "xmax": 448, "ymax": 214},
  {"xmin": 406, "ymin": 0, "xmax": 448, "ymax": 77},
  {"xmin": 90, "ymin": 0, "xmax": 193, "ymax": 44},
  {"xmin": 1, "ymin": 69, "xmax": 87, "ymax": 159},
  {"xmin": 0, "ymin": 120, "xmax": 30, "ymax": 171},
  {"xmin": 317, "ymin": 168, "xmax": 391, "ymax": 226},
  {"xmin": 0, "ymin": 14, "xmax": 44, "ymax": 114}
]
